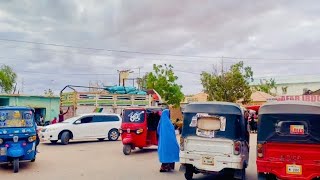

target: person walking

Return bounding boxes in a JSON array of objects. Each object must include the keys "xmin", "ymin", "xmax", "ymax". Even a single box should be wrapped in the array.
[{"xmin": 157, "ymin": 109, "xmax": 179, "ymax": 172}]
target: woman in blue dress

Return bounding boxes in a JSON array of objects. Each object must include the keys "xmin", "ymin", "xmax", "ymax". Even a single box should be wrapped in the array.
[{"xmin": 157, "ymin": 109, "xmax": 180, "ymax": 172}]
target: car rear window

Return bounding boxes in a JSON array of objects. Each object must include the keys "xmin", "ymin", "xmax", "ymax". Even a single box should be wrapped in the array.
[{"xmin": 276, "ymin": 121, "xmax": 309, "ymax": 136}]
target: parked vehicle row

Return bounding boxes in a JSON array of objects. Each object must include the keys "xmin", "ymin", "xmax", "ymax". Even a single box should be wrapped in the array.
[{"xmin": 1, "ymin": 101, "xmax": 320, "ymax": 180}]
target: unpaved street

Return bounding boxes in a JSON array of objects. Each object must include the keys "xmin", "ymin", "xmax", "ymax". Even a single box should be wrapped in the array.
[{"xmin": 1, "ymin": 134, "xmax": 257, "ymax": 180}]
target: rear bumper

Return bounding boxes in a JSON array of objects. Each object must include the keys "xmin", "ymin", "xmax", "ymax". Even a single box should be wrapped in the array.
[
  {"xmin": 257, "ymin": 160, "xmax": 320, "ymax": 180},
  {"xmin": 180, "ymin": 151, "xmax": 245, "ymax": 172}
]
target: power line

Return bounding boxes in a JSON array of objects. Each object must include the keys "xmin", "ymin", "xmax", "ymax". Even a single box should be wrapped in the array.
[{"xmin": 2, "ymin": 38, "xmax": 320, "ymax": 61}]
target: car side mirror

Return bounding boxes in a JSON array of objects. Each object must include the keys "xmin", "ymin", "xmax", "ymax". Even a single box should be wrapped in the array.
[{"xmin": 74, "ymin": 120, "xmax": 81, "ymax": 124}]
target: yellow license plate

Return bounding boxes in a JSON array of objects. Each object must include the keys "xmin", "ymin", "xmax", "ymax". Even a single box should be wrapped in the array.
[
  {"xmin": 202, "ymin": 156, "xmax": 214, "ymax": 165},
  {"xmin": 286, "ymin": 164, "xmax": 302, "ymax": 175}
]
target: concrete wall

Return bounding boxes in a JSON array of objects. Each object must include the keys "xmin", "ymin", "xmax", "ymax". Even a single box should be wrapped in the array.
[
  {"xmin": 6, "ymin": 96, "xmax": 60, "ymax": 122},
  {"xmin": 272, "ymin": 82, "xmax": 320, "ymax": 96}
]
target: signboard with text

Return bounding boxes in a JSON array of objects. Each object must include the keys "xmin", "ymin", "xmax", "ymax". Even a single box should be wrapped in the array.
[{"xmin": 267, "ymin": 95, "xmax": 320, "ymax": 102}]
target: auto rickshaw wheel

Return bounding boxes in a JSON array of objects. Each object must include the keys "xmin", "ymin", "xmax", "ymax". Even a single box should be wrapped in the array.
[
  {"xmin": 123, "ymin": 145, "xmax": 132, "ymax": 155},
  {"xmin": 13, "ymin": 158, "xmax": 19, "ymax": 173},
  {"xmin": 184, "ymin": 164, "xmax": 194, "ymax": 180},
  {"xmin": 241, "ymin": 168, "xmax": 246, "ymax": 180}
]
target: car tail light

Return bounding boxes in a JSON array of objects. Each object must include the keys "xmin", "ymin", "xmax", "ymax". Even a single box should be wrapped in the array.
[
  {"xmin": 180, "ymin": 136, "xmax": 185, "ymax": 151},
  {"xmin": 136, "ymin": 128, "xmax": 144, "ymax": 135},
  {"xmin": 234, "ymin": 141, "xmax": 241, "ymax": 155},
  {"xmin": 257, "ymin": 143, "xmax": 264, "ymax": 158}
]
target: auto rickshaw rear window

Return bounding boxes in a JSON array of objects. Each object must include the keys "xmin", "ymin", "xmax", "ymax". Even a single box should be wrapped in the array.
[
  {"xmin": 0, "ymin": 110, "xmax": 34, "ymax": 128},
  {"xmin": 276, "ymin": 121, "xmax": 309, "ymax": 136},
  {"xmin": 182, "ymin": 113, "xmax": 242, "ymax": 139},
  {"xmin": 123, "ymin": 110, "xmax": 145, "ymax": 123},
  {"xmin": 258, "ymin": 114, "xmax": 320, "ymax": 143}
]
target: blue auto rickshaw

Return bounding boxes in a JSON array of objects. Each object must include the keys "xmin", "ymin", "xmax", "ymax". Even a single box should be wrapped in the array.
[{"xmin": 0, "ymin": 106, "xmax": 38, "ymax": 173}]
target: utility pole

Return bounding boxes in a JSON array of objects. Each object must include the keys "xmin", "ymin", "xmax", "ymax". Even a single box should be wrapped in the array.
[{"xmin": 21, "ymin": 78, "xmax": 24, "ymax": 94}]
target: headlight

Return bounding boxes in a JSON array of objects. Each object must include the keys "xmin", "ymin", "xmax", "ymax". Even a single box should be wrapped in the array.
[
  {"xmin": 28, "ymin": 136, "xmax": 37, "ymax": 142},
  {"xmin": 119, "ymin": 129, "xmax": 123, "ymax": 134},
  {"xmin": 0, "ymin": 138, "xmax": 3, "ymax": 144},
  {"xmin": 136, "ymin": 128, "xmax": 144, "ymax": 135}
]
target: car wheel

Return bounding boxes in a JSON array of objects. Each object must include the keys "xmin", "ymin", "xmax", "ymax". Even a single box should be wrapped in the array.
[
  {"xmin": 123, "ymin": 145, "xmax": 132, "ymax": 155},
  {"xmin": 31, "ymin": 158, "xmax": 36, "ymax": 162},
  {"xmin": 50, "ymin": 140, "xmax": 58, "ymax": 144},
  {"xmin": 184, "ymin": 164, "xmax": 194, "ymax": 180},
  {"xmin": 61, "ymin": 132, "xmax": 70, "ymax": 145},
  {"xmin": 108, "ymin": 129, "xmax": 119, "ymax": 141},
  {"xmin": 13, "ymin": 158, "xmax": 19, "ymax": 173},
  {"xmin": 98, "ymin": 138, "xmax": 105, "ymax": 141}
]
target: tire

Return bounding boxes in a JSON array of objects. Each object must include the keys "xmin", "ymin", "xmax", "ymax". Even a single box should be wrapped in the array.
[
  {"xmin": 13, "ymin": 158, "xmax": 19, "ymax": 173},
  {"xmin": 241, "ymin": 168, "xmax": 246, "ymax": 180},
  {"xmin": 258, "ymin": 173, "xmax": 267, "ymax": 180},
  {"xmin": 31, "ymin": 158, "xmax": 36, "ymax": 162},
  {"xmin": 50, "ymin": 140, "xmax": 58, "ymax": 144},
  {"xmin": 98, "ymin": 138, "xmax": 105, "ymax": 141},
  {"xmin": 108, "ymin": 129, "xmax": 119, "ymax": 141},
  {"xmin": 61, "ymin": 131, "xmax": 70, "ymax": 145},
  {"xmin": 139, "ymin": 147, "xmax": 143, "ymax": 150},
  {"xmin": 184, "ymin": 165, "xmax": 194, "ymax": 180},
  {"xmin": 123, "ymin": 145, "xmax": 132, "ymax": 155}
]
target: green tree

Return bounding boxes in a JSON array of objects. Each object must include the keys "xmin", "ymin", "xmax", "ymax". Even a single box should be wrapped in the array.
[
  {"xmin": 145, "ymin": 64, "xmax": 184, "ymax": 107},
  {"xmin": 200, "ymin": 61, "xmax": 253, "ymax": 103},
  {"xmin": 0, "ymin": 65, "xmax": 17, "ymax": 93},
  {"xmin": 253, "ymin": 78, "xmax": 276, "ymax": 95}
]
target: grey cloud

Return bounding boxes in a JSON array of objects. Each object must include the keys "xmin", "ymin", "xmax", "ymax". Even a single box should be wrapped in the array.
[{"xmin": 0, "ymin": 0, "xmax": 320, "ymax": 95}]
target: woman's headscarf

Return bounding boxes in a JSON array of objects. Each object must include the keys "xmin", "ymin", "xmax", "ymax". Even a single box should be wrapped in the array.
[{"xmin": 157, "ymin": 109, "xmax": 179, "ymax": 163}]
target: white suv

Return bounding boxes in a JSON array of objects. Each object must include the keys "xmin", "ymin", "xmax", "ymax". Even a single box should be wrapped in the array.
[{"xmin": 40, "ymin": 113, "xmax": 121, "ymax": 145}]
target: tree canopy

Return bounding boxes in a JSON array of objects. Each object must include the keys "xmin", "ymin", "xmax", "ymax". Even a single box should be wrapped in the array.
[
  {"xmin": 144, "ymin": 64, "xmax": 184, "ymax": 107},
  {"xmin": 253, "ymin": 78, "xmax": 277, "ymax": 95},
  {"xmin": 0, "ymin": 65, "xmax": 17, "ymax": 93},
  {"xmin": 200, "ymin": 61, "xmax": 253, "ymax": 103}
]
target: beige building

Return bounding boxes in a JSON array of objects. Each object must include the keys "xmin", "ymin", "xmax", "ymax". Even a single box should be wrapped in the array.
[{"xmin": 183, "ymin": 92, "xmax": 208, "ymax": 103}]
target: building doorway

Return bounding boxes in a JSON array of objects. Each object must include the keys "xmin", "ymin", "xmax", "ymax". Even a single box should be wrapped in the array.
[{"xmin": 34, "ymin": 108, "xmax": 46, "ymax": 126}]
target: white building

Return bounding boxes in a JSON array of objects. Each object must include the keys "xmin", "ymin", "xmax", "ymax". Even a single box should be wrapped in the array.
[{"xmin": 251, "ymin": 75, "xmax": 320, "ymax": 96}]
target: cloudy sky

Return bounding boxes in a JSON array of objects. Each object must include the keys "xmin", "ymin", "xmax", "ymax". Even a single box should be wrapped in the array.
[{"xmin": 1, "ymin": 0, "xmax": 320, "ymax": 95}]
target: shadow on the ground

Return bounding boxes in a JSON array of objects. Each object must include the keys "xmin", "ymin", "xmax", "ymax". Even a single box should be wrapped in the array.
[
  {"xmin": 41, "ymin": 139, "xmax": 120, "ymax": 146},
  {"xmin": 0, "ymin": 161, "xmax": 35, "ymax": 173}
]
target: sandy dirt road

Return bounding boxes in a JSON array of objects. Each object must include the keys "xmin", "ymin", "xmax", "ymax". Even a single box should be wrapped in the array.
[{"xmin": 1, "ymin": 134, "xmax": 257, "ymax": 180}]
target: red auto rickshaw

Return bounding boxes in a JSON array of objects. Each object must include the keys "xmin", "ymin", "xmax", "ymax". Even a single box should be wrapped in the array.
[
  {"xmin": 120, "ymin": 107, "xmax": 162, "ymax": 155},
  {"xmin": 257, "ymin": 102, "xmax": 320, "ymax": 180}
]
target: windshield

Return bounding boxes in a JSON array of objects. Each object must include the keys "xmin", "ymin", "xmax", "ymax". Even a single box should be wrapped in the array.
[
  {"xmin": 258, "ymin": 114, "xmax": 320, "ymax": 143},
  {"xmin": 0, "ymin": 110, "xmax": 34, "ymax": 128},
  {"xmin": 123, "ymin": 110, "xmax": 145, "ymax": 123}
]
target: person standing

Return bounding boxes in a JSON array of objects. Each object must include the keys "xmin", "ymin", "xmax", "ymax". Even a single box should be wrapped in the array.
[
  {"xmin": 157, "ymin": 109, "xmax": 180, "ymax": 172},
  {"xmin": 51, "ymin": 117, "xmax": 58, "ymax": 124},
  {"xmin": 58, "ymin": 107, "xmax": 70, "ymax": 123}
]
